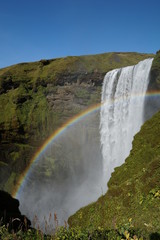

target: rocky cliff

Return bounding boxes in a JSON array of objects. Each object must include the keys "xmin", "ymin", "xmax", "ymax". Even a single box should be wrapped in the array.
[{"xmin": 144, "ymin": 50, "xmax": 160, "ymax": 120}]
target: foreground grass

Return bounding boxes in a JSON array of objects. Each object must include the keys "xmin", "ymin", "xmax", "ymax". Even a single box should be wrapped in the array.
[
  {"xmin": 0, "ymin": 214, "xmax": 158, "ymax": 240},
  {"xmin": 0, "ymin": 221, "xmax": 150, "ymax": 240}
]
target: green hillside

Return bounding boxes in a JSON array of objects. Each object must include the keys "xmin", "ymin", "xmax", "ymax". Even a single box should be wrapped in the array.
[
  {"xmin": 0, "ymin": 52, "xmax": 154, "ymax": 84},
  {"xmin": 68, "ymin": 109, "xmax": 160, "ymax": 238}
]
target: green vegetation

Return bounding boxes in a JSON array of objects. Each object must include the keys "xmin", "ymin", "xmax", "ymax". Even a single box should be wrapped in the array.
[
  {"xmin": 0, "ymin": 52, "xmax": 154, "ymax": 85},
  {"xmin": 0, "ymin": 225, "xmax": 52, "ymax": 240},
  {"xmin": 0, "ymin": 221, "xmax": 153, "ymax": 239},
  {"xmin": 54, "ymin": 222, "xmax": 145, "ymax": 240},
  {"xmin": 68, "ymin": 110, "xmax": 160, "ymax": 239}
]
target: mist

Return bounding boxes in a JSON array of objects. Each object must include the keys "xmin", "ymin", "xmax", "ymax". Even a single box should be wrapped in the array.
[{"xmin": 18, "ymin": 110, "xmax": 104, "ymax": 232}]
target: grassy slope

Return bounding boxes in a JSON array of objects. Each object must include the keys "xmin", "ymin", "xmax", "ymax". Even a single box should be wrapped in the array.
[
  {"xmin": 68, "ymin": 110, "xmax": 160, "ymax": 237},
  {"xmin": 0, "ymin": 52, "xmax": 154, "ymax": 77}
]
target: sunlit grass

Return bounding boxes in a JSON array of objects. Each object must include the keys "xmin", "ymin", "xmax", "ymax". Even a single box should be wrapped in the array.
[{"xmin": 0, "ymin": 214, "xmax": 147, "ymax": 240}]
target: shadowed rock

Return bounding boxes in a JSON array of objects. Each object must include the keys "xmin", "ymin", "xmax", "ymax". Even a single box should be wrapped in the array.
[{"xmin": 0, "ymin": 190, "xmax": 31, "ymax": 232}]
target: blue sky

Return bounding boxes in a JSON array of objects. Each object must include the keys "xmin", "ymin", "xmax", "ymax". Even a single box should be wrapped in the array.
[{"xmin": 0, "ymin": 0, "xmax": 160, "ymax": 68}]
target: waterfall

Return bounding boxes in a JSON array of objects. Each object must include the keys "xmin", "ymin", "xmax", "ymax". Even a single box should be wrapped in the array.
[
  {"xmin": 18, "ymin": 58, "xmax": 154, "ymax": 231},
  {"xmin": 100, "ymin": 58, "xmax": 153, "ymax": 187}
]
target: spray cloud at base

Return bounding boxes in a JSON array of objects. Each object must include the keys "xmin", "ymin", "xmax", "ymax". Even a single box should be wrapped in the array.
[{"xmin": 18, "ymin": 110, "xmax": 103, "ymax": 231}]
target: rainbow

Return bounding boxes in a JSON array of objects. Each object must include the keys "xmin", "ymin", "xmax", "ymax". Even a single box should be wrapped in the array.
[
  {"xmin": 12, "ymin": 102, "xmax": 102, "ymax": 198},
  {"xmin": 12, "ymin": 90, "xmax": 160, "ymax": 198}
]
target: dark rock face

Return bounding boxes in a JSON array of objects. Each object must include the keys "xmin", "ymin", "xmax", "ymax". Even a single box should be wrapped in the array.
[
  {"xmin": 149, "ymin": 50, "xmax": 160, "ymax": 91},
  {"xmin": 144, "ymin": 51, "xmax": 160, "ymax": 120},
  {"xmin": 53, "ymin": 72, "xmax": 104, "ymax": 86},
  {"xmin": 0, "ymin": 71, "xmax": 103, "ymax": 193},
  {"xmin": 0, "ymin": 190, "xmax": 31, "ymax": 232}
]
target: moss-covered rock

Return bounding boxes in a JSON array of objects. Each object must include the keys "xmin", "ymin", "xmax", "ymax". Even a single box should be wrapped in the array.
[
  {"xmin": 144, "ymin": 50, "xmax": 160, "ymax": 120},
  {"xmin": 149, "ymin": 50, "xmax": 160, "ymax": 90}
]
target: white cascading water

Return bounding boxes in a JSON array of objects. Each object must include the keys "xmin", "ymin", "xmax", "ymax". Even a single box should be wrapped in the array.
[{"xmin": 100, "ymin": 58, "xmax": 153, "ymax": 188}]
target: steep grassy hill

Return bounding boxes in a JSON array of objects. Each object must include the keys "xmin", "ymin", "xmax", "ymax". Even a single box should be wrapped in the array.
[
  {"xmin": 68, "ymin": 109, "xmax": 160, "ymax": 238},
  {"xmin": 0, "ymin": 52, "xmax": 154, "ymax": 193}
]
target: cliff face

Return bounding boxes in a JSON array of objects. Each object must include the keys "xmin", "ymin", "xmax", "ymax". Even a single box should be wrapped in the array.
[
  {"xmin": 0, "ymin": 52, "xmax": 154, "ymax": 193},
  {"xmin": 149, "ymin": 50, "xmax": 160, "ymax": 90},
  {"xmin": 144, "ymin": 50, "xmax": 160, "ymax": 120}
]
